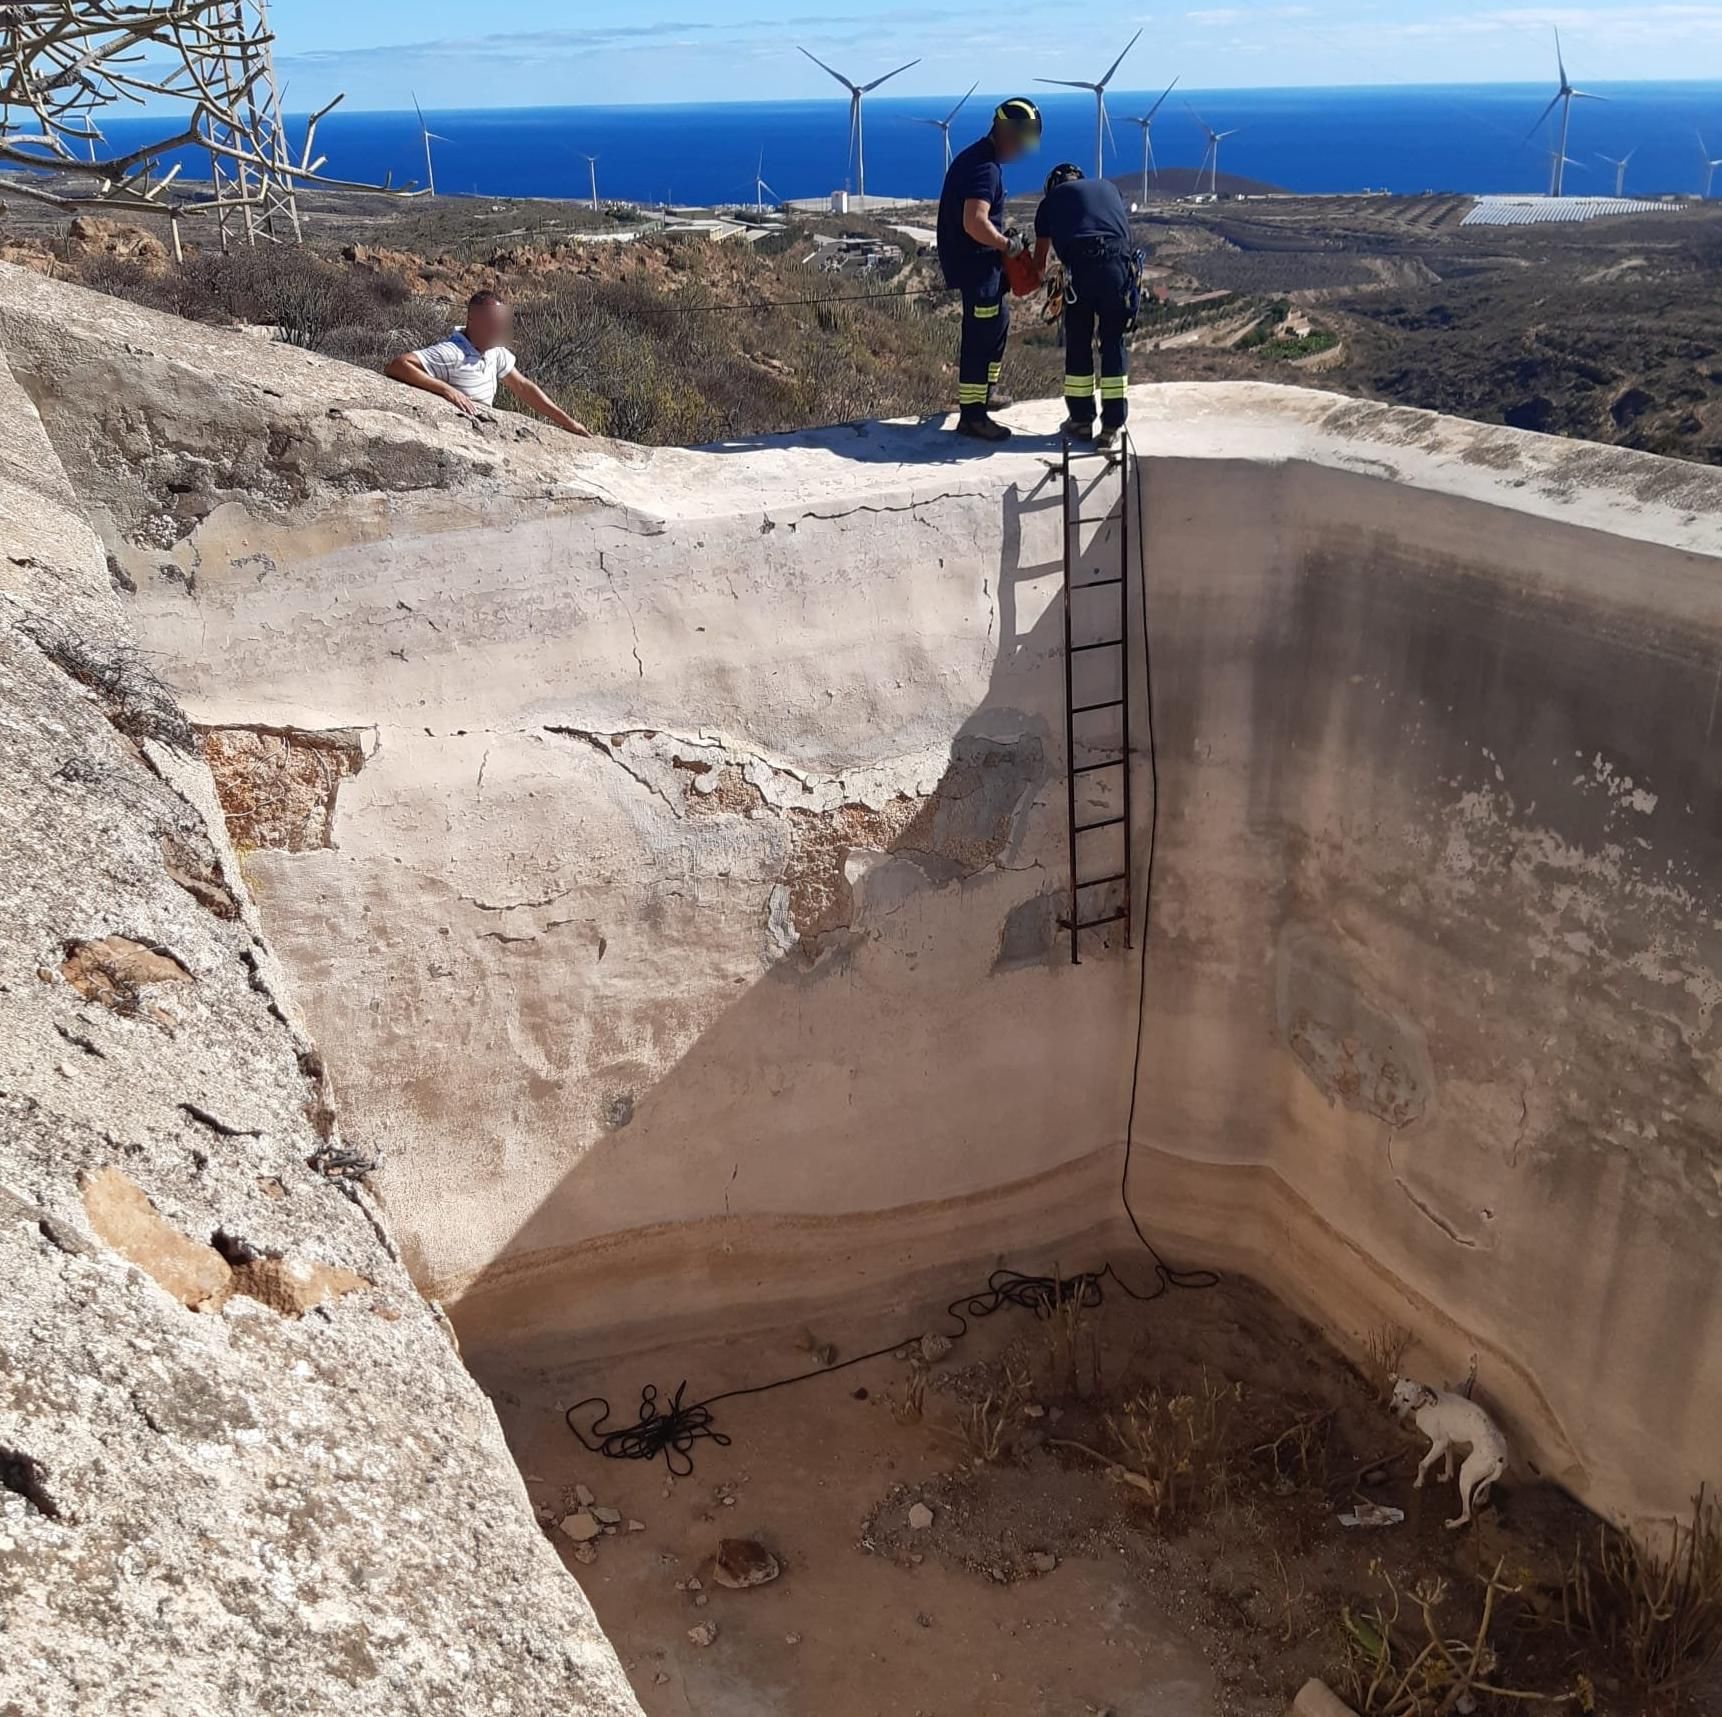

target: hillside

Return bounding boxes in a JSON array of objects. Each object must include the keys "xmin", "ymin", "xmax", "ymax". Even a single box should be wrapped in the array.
[{"xmin": 2, "ymin": 182, "xmax": 1719, "ymax": 464}]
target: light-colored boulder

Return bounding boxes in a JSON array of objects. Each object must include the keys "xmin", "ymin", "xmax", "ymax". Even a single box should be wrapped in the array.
[{"xmin": 0, "ymin": 312, "xmax": 640, "ymax": 1716}]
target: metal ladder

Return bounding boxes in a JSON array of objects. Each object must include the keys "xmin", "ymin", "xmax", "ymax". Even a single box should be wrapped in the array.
[{"xmin": 1058, "ymin": 432, "xmax": 1134, "ymax": 965}]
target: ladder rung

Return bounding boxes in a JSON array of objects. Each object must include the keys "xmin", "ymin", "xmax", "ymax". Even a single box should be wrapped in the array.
[
  {"xmin": 1075, "ymin": 910, "xmax": 1129, "ymax": 931},
  {"xmin": 1072, "ymin": 577, "xmax": 1124, "ymax": 589},
  {"xmin": 1071, "ymin": 699, "xmax": 1124, "ymax": 715},
  {"xmin": 1075, "ymin": 815, "xmax": 1127, "ymax": 835},
  {"xmin": 1075, "ymin": 872, "xmax": 1128, "ymax": 890},
  {"xmin": 1071, "ymin": 638, "xmax": 1123, "ymax": 654},
  {"xmin": 1073, "ymin": 757, "xmax": 1125, "ymax": 775}
]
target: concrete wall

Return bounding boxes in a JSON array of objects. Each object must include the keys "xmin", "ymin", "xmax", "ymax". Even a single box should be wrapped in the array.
[{"xmin": 7, "ymin": 267, "xmax": 1719, "ymax": 1530}]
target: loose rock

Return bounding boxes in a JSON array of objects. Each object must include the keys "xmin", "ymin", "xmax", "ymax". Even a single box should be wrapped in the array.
[
  {"xmin": 687, "ymin": 1622, "xmax": 719, "ymax": 1648},
  {"xmin": 712, "ymin": 1538, "xmax": 781, "ymax": 1590},
  {"xmin": 560, "ymin": 1511, "xmax": 602, "ymax": 1543},
  {"xmin": 908, "ymin": 1502, "xmax": 934, "ymax": 1531}
]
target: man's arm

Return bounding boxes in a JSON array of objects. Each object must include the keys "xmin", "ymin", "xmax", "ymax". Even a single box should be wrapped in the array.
[
  {"xmin": 384, "ymin": 351, "xmax": 479, "ymax": 416},
  {"xmin": 501, "ymin": 369, "xmax": 592, "ymax": 437},
  {"xmin": 1033, "ymin": 236, "xmax": 1052, "ymax": 270},
  {"xmin": 962, "ymin": 196, "xmax": 1013, "ymax": 255}
]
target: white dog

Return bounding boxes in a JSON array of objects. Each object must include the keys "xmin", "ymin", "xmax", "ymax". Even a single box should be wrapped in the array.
[{"xmin": 1390, "ymin": 1377, "xmax": 1509, "ymax": 1530}]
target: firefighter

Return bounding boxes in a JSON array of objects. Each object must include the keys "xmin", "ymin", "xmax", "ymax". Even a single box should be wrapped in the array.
[
  {"xmin": 935, "ymin": 97, "xmax": 1042, "ymax": 442},
  {"xmin": 1032, "ymin": 162, "xmax": 1138, "ymax": 447}
]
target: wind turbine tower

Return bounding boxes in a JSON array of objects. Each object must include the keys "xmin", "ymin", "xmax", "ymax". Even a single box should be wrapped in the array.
[
  {"xmin": 916, "ymin": 81, "xmax": 978, "ymax": 178},
  {"xmin": 753, "ymin": 150, "xmax": 780, "ymax": 213},
  {"xmin": 1190, "ymin": 108, "xmax": 1240, "ymax": 199},
  {"xmin": 1528, "ymin": 27, "xmax": 1601, "ymax": 197},
  {"xmin": 412, "ymin": 94, "xmax": 449, "ymax": 197},
  {"xmin": 1702, "ymin": 134, "xmax": 1722, "ymax": 199},
  {"xmin": 1120, "ymin": 75, "xmax": 1179, "ymax": 202},
  {"xmin": 799, "ymin": 47, "xmax": 921, "ymax": 207},
  {"xmin": 1036, "ymin": 29, "xmax": 1142, "ymax": 180},
  {"xmin": 1596, "ymin": 149, "xmax": 1635, "ymax": 197},
  {"xmin": 581, "ymin": 153, "xmax": 599, "ymax": 211}
]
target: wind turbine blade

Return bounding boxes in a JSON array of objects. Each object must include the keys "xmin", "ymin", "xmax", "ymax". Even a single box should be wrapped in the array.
[
  {"xmin": 1525, "ymin": 92, "xmax": 1562, "ymax": 141},
  {"xmin": 860, "ymin": 58, "xmax": 920, "ymax": 93},
  {"xmin": 1103, "ymin": 101, "xmax": 1118, "ymax": 158},
  {"xmin": 1572, "ymin": 90, "xmax": 1605, "ymax": 102},
  {"xmin": 1554, "ymin": 24, "xmax": 1567, "ymax": 87},
  {"xmin": 412, "ymin": 92, "xmax": 427, "ymax": 129},
  {"xmin": 800, "ymin": 47, "xmax": 859, "ymax": 94},
  {"xmin": 1097, "ymin": 27, "xmax": 1143, "ymax": 90},
  {"xmin": 1036, "ymin": 78, "xmax": 1099, "ymax": 90},
  {"xmin": 944, "ymin": 80, "xmax": 978, "ymax": 127},
  {"xmin": 1146, "ymin": 74, "xmax": 1180, "ymax": 120}
]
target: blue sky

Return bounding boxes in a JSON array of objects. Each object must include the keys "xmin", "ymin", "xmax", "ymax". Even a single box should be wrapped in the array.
[{"xmin": 274, "ymin": 3, "xmax": 1722, "ymax": 110}]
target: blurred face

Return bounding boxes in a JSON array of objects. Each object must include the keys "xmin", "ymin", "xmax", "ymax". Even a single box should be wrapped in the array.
[
  {"xmin": 994, "ymin": 126, "xmax": 1028, "ymax": 165},
  {"xmin": 466, "ymin": 298, "xmax": 512, "ymax": 350}
]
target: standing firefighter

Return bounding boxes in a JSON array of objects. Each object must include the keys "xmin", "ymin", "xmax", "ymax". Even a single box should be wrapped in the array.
[
  {"xmin": 936, "ymin": 98, "xmax": 1043, "ymax": 442},
  {"xmin": 1033, "ymin": 163, "xmax": 1138, "ymax": 447}
]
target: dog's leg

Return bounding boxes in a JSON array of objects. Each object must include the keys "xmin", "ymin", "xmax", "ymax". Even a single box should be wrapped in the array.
[
  {"xmin": 1447, "ymin": 1450, "xmax": 1493, "ymax": 1530},
  {"xmin": 1440, "ymin": 1446, "xmax": 1455, "ymax": 1482},
  {"xmin": 1414, "ymin": 1438, "xmax": 1446, "ymax": 1489}
]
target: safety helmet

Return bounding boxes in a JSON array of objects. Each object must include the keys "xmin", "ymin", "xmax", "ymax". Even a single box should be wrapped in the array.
[
  {"xmin": 1044, "ymin": 162, "xmax": 1084, "ymax": 194},
  {"xmin": 993, "ymin": 97, "xmax": 1043, "ymax": 145}
]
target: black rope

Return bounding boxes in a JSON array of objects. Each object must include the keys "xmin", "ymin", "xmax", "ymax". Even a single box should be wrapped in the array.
[{"xmin": 565, "ymin": 441, "xmax": 1215, "ymax": 1477}]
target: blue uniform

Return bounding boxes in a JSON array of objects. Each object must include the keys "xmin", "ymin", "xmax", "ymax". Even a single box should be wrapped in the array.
[
  {"xmin": 1036, "ymin": 177, "xmax": 1135, "ymax": 430},
  {"xmin": 938, "ymin": 136, "xmax": 1010, "ymax": 420}
]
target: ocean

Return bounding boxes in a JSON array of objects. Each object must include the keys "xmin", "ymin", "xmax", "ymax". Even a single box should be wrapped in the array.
[{"xmin": 95, "ymin": 82, "xmax": 1722, "ymax": 208}]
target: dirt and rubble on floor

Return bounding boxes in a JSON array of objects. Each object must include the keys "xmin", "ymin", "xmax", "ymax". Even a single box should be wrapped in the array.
[{"xmin": 475, "ymin": 1262, "xmax": 1721, "ymax": 1717}]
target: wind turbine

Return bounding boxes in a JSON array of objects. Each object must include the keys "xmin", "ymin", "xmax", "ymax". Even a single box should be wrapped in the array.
[
  {"xmin": 580, "ymin": 153, "xmax": 599, "ymax": 211},
  {"xmin": 1189, "ymin": 107, "xmax": 1240, "ymax": 199},
  {"xmin": 1037, "ymin": 28, "xmax": 1142, "ymax": 180},
  {"xmin": 1595, "ymin": 148, "xmax": 1636, "ymax": 197},
  {"xmin": 753, "ymin": 149, "xmax": 780, "ymax": 214},
  {"xmin": 799, "ymin": 47, "xmax": 921, "ymax": 207},
  {"xmin": 1701, "ymin": 134, "xmax": 1722, "ymax": 198},
  {"xmin": 916, "ymin": 81, "xmax": 978, "ymax": 177},
  {"xmin": 1527, "ymin": 27, "xmax": 1602, "ymax": 197},
  {"xmin": 412, "ymin": 94, "xmax": 449, "ymax": 197},
  {"xmin": 1120, "ymin": 75, "xmax": 1180, "ymax": 203}
]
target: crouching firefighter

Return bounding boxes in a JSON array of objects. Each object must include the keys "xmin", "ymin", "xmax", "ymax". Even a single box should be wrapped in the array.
[
  {"xmin": 936, "ymin": 97, "xmax": 1043, "ymax": 442},
  {"xmin": 1033, "ymin": 162, "xmax": 1141, "ymax": 447}
]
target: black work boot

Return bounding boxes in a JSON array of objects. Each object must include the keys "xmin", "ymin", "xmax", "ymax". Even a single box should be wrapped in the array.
[
  {"xmin": 957, "ymin": 414, "xmax": 1013, "ymax": 443},
  {"xmin": 988, "ymin": 390, "xmax": 1017, "ymax": 412},
  {"xmin": 1061, "ymin": 418, "xmax": 1096, "ymax": 441}
]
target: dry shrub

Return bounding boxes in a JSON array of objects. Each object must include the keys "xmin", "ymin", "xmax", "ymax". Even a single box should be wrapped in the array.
[
  {"xmin": 1040, "ymin": 1273, "xmax": 1104, "ymax": 1405},
  {"xmin": 1362, "ymin": 1323, "xmax": 1414, "ymax": 1402},
  {"xmin": 957, "ymin": 1352, "xmax": 1032, "ymax": 1465},
  {"xmin": 890, "ymin": 1361, "xmax": 928, "ymax": 1427},
  {"xmin": 1104, "ymin": 1370, "xmax": 1242, "ymax": 1525},
  {"xmin": 1342, "ymin": 1557, "xmax": 1580, "ymax": 1714},
  {"xmin": 1561, "ymin": 1488, "xmax": 1722, "ymax": 1697}
]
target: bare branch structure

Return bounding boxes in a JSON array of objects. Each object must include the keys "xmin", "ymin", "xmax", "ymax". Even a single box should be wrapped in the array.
[{"xmin": 0, "ymin": 1, "xmax": 405, "ymax": 255}]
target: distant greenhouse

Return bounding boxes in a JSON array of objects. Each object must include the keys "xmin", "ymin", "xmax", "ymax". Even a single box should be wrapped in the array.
[{"xmin": 1461, "ymin": 195, "xmax": 1682, "ymax": 227}]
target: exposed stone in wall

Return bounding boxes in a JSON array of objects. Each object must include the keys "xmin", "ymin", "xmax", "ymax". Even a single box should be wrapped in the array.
[
  {"xmin": 1276, "ymin": 928, "xmax": 1433, "ymax": 1130},
  {"xmin": 202, "ymin": 725, "xmax": 366, "ymax": 852},
  {"xmin": 562, "ymin": 726, "xmax": 1045, "ymax": 954}
]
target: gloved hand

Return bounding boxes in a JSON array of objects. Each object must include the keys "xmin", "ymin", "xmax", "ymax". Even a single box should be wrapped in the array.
[{"xmin": 1005, "ymin": 229, "xmax": 1028, "ymax": 259}]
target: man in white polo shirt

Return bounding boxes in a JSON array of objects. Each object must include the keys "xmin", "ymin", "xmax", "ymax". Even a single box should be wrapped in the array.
[{"xmin": 385, "ymin": 290, "xmax": 591, "ymax": 437}]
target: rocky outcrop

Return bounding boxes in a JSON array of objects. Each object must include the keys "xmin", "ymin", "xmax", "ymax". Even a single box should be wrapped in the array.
[{"xmin": 0, "ymin": 317, "xmax": 639, "ymax": 1713}]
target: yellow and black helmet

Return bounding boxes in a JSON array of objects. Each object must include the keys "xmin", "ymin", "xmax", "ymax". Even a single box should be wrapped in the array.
[{"xmin": 994, "ymin": 97, "xmax": 1043, "ymax": 144}]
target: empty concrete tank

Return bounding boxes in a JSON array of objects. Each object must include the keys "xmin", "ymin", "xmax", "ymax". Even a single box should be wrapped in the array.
[{"xmin": 5, "ymin": 264, "xmax": 1719, "ymax": 1560}]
